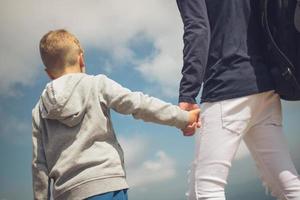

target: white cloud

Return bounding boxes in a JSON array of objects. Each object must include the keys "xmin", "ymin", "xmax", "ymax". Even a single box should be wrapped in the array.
[
  {"xmin": 118, "ymin": 136, "xmax": 148, "ymax": 168},
  {"xmin": 127, "ymin": 151, "xmax": 176, "ymax": 187},
  {"xmin": 119, "ymin": 136, "xmax": 176, "ymax": 187},
  {"xmin": 0, "ymin": 0, "xmax": 184, "ymax": 97}
]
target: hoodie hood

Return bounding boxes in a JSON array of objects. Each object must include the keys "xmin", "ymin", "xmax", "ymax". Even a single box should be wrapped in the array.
[{"xmin": 40, "ymin": 73, "xmax": 89, "ymax": 127}]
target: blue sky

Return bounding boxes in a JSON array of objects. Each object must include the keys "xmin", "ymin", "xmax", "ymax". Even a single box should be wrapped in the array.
[{"xmin": 0, "ymin": 1, "xmax": 300, "ymax": 200}]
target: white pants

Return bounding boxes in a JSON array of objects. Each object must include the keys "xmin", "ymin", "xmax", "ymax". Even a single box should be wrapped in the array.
[{"xmin": 187, "ymin": 91, "xmax": 300, "ymax": 200}]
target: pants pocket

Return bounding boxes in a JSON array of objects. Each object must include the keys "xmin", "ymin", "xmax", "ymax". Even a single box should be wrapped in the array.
[{"xmin": 220, "ymin": 97, "xmax": 252, "ymax": 135}]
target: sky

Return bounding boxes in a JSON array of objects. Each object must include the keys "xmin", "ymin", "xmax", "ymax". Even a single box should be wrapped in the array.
[{"xmin": 0, "ymin": 0, "xmax": 299, "ymax": 200}]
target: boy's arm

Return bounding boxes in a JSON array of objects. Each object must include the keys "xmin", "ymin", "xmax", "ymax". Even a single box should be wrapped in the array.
[
  {"xmin": 32, "ymin": 109, "xmax": 51, "ymax": 200},
  {"xmin": 99, "ymin": 75, "xmax": 192, "ymax": 130}
]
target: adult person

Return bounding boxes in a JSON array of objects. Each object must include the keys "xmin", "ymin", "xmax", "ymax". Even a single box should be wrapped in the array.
[{"xmin": 177, "ymin": 0, "xmax": 300, "ymax": 199}]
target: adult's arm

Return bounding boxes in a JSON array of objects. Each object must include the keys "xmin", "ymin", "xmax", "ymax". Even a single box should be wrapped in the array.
[{"xmin": 177, "ymin": 0, "xmax": 211, "ymax": 104}]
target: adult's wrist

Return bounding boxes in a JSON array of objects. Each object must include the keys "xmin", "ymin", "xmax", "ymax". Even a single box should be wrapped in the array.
[{"xmin": 178, "ymin": 96, "xmax": 197, "ymax": 104}]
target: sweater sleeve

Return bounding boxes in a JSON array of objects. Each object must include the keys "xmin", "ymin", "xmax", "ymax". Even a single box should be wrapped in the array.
[
  {"xmin": 32, "ymin": 107, "xmax": 51, "ymax": 200},
  {"xmin": 177, "ymin": 0, "xmax": 211, "ymax": 103},
  {"xmin": 98, "ymin": 75, "xmax": 190, "ymax": 129}
]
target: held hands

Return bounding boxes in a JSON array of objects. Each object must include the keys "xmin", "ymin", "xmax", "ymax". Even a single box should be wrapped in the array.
[{"xmin": 180, "ymin": 102, "xmax": 201, "ymax": 136}]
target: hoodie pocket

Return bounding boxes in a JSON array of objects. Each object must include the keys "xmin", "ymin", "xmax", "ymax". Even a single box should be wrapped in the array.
[{"xmin": 220, "ymin": 97, "xmax": 252, "ymax": 135}]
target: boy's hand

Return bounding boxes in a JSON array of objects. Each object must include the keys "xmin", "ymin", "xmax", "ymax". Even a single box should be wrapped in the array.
[{"xmin": 182, "ymin": 108, "xmax": 201, "ymax": 136}]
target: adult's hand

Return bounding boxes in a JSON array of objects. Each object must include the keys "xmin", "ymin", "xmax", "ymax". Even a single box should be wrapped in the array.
[
  {"xmin": 179, "ymin": 102, "xmax": 200, "ymax": 111},
  {"xmin": 179, "ymin": 102, "xmax": 201, "ymax": 136}
]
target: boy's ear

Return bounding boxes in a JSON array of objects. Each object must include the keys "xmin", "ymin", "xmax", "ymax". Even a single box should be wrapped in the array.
[
  {"xmin": 45, "ymin": 68, "xmax": 55, "ymax": 80},
  {"xmin": 79, "ymin": 53, "xmax": 85, "ymax": 68}
]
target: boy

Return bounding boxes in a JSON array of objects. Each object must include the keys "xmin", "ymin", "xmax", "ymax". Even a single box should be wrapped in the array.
[{"xmin": 32, "ymin": 29, "xmax": 200, "ymax": 200}]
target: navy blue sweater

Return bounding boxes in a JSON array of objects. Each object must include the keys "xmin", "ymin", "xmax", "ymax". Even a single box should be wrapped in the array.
[{"xmin": 177, "ymin": 0, "xmax": 274, "ymax": 103}]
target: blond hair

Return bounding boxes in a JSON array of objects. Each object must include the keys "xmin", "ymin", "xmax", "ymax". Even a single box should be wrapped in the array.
[{"xmin": 39, "ymin": 29, "xmax": 83, "ymax": 71}]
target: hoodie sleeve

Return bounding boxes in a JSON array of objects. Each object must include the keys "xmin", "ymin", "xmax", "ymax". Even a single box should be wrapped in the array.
[
  {"xmin": 32, "ymin": 107, "xmax": 51, "ymax": 200},
  {"xmin": 177, "ymin": 0, "xmax": 210, "ymax": 103},
  {"xmin": 98, "ymin": 75, "xmax": 190, "ymax": 129}
]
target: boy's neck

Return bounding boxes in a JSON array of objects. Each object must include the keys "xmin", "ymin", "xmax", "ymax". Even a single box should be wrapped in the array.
[
  {"xmin": 51, "ymin": 65, "xmax": 85, "ymax": 80},
  {"xmin": 62, "ymin": 66, "xmax": 84, "ymax": 75}
]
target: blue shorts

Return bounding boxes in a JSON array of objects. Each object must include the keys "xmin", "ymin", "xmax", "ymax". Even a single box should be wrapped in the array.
[{"xmin": 86, "ymin": 189, "xmax": 128, "ymax": 200}]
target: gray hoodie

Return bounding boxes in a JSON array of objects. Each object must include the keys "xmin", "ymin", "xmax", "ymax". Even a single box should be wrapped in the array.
[{"xmin": 32, "ymin": 73, "xmax": 190, "ymax": 200}]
